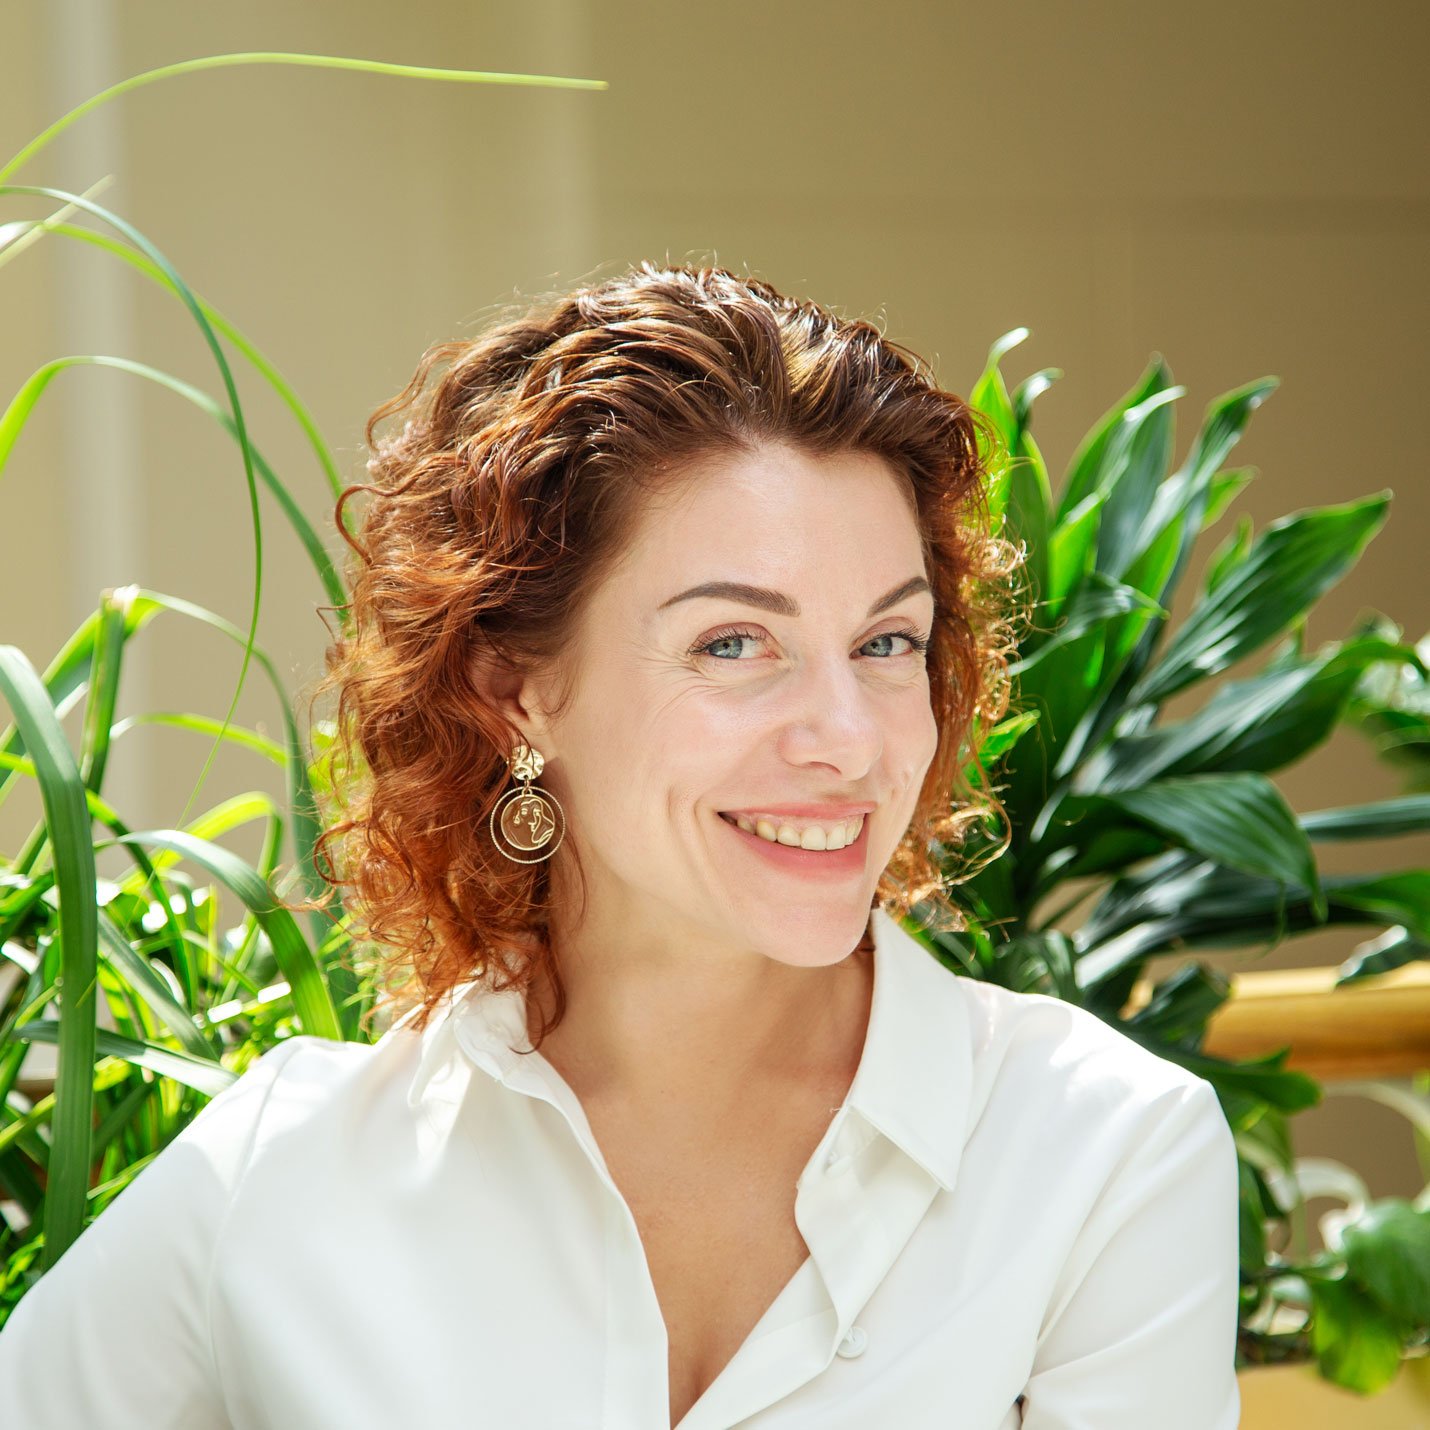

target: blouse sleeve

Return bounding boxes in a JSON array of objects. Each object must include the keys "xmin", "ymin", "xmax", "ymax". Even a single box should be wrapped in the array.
[
  {"xmin": 0, "ymin": 1037, "xmax": 310, "ymax": 1429},
  {"xmin": 1019, "ymin": 1077, "xmax": 1242, "ymax": 1430}
]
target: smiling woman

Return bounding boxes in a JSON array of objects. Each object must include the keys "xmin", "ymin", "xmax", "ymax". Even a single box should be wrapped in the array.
[
  {"xmin": 0, "ymin": 263, "xmax": 1242, "ymax": 1430},
  {"xmin": 311, "ymin": 261, "xmax": 1025, "ymax": 1055}
]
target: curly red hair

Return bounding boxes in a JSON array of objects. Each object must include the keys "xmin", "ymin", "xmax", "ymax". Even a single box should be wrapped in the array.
[{"xmin": 292, "ymin": 261, "xmax": 1025, "ymax": 1046}]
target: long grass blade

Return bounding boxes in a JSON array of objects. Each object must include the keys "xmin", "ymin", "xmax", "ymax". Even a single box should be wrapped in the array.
[
  {"xmin": 1, "ymin": 52, "xmax": 607, "ymax": 184},
  {"xmin": 6, "ymin": 218, "xmax": 353, "ymax": 534},
  {"xmin": 98, "ymin": 827, "xmax": 341, "ymax": 1040},
  {"xmin": 0, "ymin": 354, "xmax": 344, "ymax": 609},
  {"xmin": 0, "ymin": 648, "xmax": 98, "ymax": 1270},
  {"xmin": 0, "ymin": 185, "xmax": 268, "ymax": 841}
]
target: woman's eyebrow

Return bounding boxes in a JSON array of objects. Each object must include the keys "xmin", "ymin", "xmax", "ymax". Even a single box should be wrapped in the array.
[{"xmin": 657, "ymin": 575, "xmax": 931, "ymax": 619}]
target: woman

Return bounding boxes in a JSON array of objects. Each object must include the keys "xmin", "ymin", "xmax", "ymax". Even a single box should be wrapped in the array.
[{"xmin": 0, "ymin": 263, "xmax": 1241, "ymax": 1429}]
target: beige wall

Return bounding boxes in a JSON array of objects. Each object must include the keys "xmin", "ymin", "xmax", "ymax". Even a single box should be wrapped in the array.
[{"xmin": 2, "ymin": 1, "xmax": 1427, "ymax": 1199}]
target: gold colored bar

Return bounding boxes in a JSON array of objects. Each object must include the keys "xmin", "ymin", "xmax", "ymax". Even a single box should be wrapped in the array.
[{"xmin": 1126, "ymin": 963, "xmax": 1430, "ymax": 1082}]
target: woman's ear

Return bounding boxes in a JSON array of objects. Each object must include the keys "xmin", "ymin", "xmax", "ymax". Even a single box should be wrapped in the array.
[{"xmin": 466, "ymin": 636, "xmax": 559, "ymax": 757}]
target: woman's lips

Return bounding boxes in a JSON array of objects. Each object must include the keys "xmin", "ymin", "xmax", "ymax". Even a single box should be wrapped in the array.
[{"xmin": 717, "ymin": 809, "xmax": 870, "ymax": 878}]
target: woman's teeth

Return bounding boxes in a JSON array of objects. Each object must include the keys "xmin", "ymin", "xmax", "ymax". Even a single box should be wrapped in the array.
[{"xmin": 720, "ymin": 812, "xmax": 864, "ymax": 851}]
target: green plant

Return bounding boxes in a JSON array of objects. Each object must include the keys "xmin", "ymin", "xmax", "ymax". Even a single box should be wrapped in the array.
[
  {"xmin": 0, "ymin": 51, "xmax": 605, "ymax": 1314},
  {"xmin": 913, "ymin": 329, "xmax": 1430, "ymax": 1394},
  {"xmin": 1, "ymin": 51, "xmax": 1425, "ymax": 1401}
]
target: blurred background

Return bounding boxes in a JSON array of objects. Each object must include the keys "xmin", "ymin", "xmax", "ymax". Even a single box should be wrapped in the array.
[{"xmin": 2, "ymin": 3, "xmax": 1426, "ymax": 1202}]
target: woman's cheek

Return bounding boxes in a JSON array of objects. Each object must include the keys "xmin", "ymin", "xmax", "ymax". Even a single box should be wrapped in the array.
[{"xmin": 900, "ymin": 698, "xmax": 941, "ymax": 793}]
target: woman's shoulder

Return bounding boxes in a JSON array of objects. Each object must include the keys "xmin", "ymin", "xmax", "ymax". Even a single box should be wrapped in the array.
[
  {"xmin": 220, "ymin": 1027, "xmax": 413, "ymax": 1133},
  {"xmin": 951, "ymin": 973, "xmax": 1220, "ymax": 1127},
  {"xmin": 208, "ymin": 1033, "xmax": 377, "ymax": 1119},
  {"xmin": 138, "ymin": 1027, "xmax": 435, "ymax": 1210},
  {"xmin": 945, "ymin": 974, "xmax": 1235, "ymax": 1238},
  {"xmin": 236, "ymin": 1030, "xmax": 379, "ymax": 1090}
]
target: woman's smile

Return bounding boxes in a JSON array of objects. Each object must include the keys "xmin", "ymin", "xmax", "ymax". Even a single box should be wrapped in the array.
[{"xmin": 715, "ymin": 807, "xmax": 872, "ymax": 878}]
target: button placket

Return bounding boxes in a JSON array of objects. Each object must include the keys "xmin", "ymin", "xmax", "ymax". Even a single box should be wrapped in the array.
[
  {"xmin": 798, "ymin": 1136, "xmax": 942, "ymax": 1372},
  {"xmin": 819, "ymin": 1113, "xmax": 875, "ymax": 1179}
]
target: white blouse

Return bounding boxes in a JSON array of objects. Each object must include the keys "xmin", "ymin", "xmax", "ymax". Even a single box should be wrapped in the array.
[{"xmin": 0, "ymin": 906, "xmax": 1241, "ymax": 1429}]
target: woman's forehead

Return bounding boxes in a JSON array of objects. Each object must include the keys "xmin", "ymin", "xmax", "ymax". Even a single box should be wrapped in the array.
[
  {"xmin": 627, "ymin": 447, "xmax": 922, "ymax": 560},
  {"xmin": 612, "ymin": 471, "xmax": 926, "ymax": 623}
]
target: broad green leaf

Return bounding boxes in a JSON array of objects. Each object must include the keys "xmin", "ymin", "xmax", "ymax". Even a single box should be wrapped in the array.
[
  {"xmin": 1308, "ymin": 1274, "xmax": 1405, "ymax": 1394},
  {"xmin": 994, "ymin": 931, "xmax": 1080, "ymax": 1002},
  {"xmin": 1056, "ymin": 355, "xmax": 1173, "ymax": 524},
  {"xmin": 1046, "ymin": 490, "xmax": 1103, "ymax": 613},
  {"xmin": 1079, "ymin": 634, "xmax": 1413, "ymax": 792},
  {"xmin": 1123, "ymin": 960, "xmax": 1232, "ymax": 1044},
  {"xmin": 1337, "ymin": 925, "xmax": 1430, "ymax": 983},
  {"xmin": 1201, "ymin": 513, "xmax": 1253, "ymax": 597},
  {"xmin": 1204, "ymin": 466, "xmax": 1257, "ymax": 527},
  {"xmin": 1300, "ymin": 794, "xmax": 1430, "ymax": 842},
  {"xmin": 1140, "ymin": 1043, "xmax": 1320, "ymax": 1116},
  {"xmin": 1236, "ymin": 1106, "xmax": 1296, "ymax": 1178},
  {"xmin": 1076, "ymin": 856, "xmax": 1430, "ymax": 989},
  {"xmin": 970, "ymin": 330, "xmax": 1026, "ymax": 443},
  {"xmin": 1092, "ymin": 386, "xmax": 1181, "ymax": 583},
  {"xmin": 970, "ymin": 328, "xmax": 1026, "ymax": 523},
  {"xmin": 1005, "ymin": 429, "xmax": 1053, "ymax": 623},
  {"xmin": 1028, "ymin": 824, "xmax": 1168, "ymax": 902},
  {"xmin": 1346, "ymin": 628, "xmax": 1430, "ymax": 790},
  {"xmin": 1341, "ymin": 1199, "xmax": 1430, "ymax": 1324},
  {"xmin": 1088, "ymin": 382, "xmax": 1275, "ymax": 704},
  {"xmin": 1012, "ymin": 366, "xmax": 1060, "ymax": 436},
  {"xmin": 1002, "ymin": 367, "xmax": 1060, "ymax": 611},
  {"xmin": 1131, "ymin": 493, "xmax": 1391, "ymax": 705},
  {"xmin": 1008, "ymin": 572, "xmax": 1167, "ymax": 677},
  {"xmin": 1327, "ymin": 872, "xmax": 1430, "ymax": 942},
  {"xmin": 974, "ymin": 709, "xmax": 1041, "ymax": 766},
  {"xmin": 1237, "ymin": 1159, "xmax": 1270, "ymax": 1277},
  {"xmin": 1091, "ymin": 771, "xmax": 1324, "ymax": 919},
  {"xmin": 1012, "ymin": 380, "xmax": 1281, "ymax": 795},
  {"xmin": 1039, "ymin": 388, "xmax": 1276, "ymax": 787},
  {"xmin": 1121, "ymin": 379, "xmax": 1276, "ymax": 600}
]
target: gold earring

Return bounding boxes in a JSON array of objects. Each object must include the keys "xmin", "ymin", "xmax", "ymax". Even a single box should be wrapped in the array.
[{"xmin": 490, "ymin": 742, "xmax": 566, "ymax": 864}]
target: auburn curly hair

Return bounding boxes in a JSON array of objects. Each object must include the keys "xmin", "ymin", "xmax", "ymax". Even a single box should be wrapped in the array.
[{"xmin": 292, "ymin": 261, "xmax": 1026, "ymax": 1048}]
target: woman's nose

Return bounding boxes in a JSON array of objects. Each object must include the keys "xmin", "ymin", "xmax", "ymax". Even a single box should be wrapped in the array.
[{"xmin": 781, "ymin": 658, "xmax": 884, "ymax": 767}]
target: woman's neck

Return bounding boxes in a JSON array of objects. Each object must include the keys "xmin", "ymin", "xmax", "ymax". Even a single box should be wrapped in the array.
[{"xmin": 525, "ymin": 921, "xmax": 875, "ymax": 1120}]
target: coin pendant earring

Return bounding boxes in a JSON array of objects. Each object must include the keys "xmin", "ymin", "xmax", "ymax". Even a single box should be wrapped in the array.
[{"xmin": 490, "ymin": 742, "xmax": 566, "ymax": 863}]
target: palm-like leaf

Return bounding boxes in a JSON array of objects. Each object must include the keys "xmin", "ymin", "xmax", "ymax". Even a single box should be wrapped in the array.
[{"xmin": 926, "ymin": 330, "xmax": 1430, "ymax": 1390}]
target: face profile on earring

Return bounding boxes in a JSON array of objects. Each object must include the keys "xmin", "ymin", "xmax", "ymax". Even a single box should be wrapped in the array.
[
  {"xmin": 502, "ymin": 792, "xmax": 556, "ymax": 850},
  {"xmin": 490, "ymin": 742, "xmax": 566, "ymax": 863}
]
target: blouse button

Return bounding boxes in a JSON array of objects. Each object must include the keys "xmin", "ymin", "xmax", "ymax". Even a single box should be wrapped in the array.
[{"xmin": 836, "ymin": 1325, "xmax": 868, "ymax": 1359}]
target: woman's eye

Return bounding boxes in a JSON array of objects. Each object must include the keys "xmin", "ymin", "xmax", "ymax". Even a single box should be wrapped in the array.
[
  {"xmin": 694, "ymin": 629, "xmax": 763, "ymax": 661},
  {"xmin": 864, "ymin": 630, "xmax": 927, "ymax": 658},
  {"xmin": 690, "ymin": 627, "xmax": 929, "ymax": 662}
]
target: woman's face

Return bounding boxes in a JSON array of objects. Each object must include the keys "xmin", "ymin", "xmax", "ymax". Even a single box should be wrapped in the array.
[{"xmin": 519, "ymin": 440, "xmax": 940, "ymax": 970}]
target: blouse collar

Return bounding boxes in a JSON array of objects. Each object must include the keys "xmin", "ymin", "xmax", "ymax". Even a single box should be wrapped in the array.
[{"xmin": 395, "ymin": 903, "xmax": 973, "ymax": 1192}]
